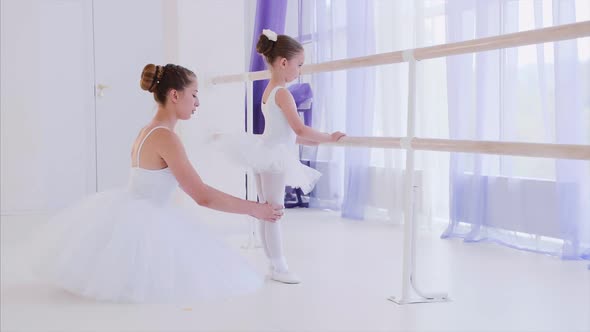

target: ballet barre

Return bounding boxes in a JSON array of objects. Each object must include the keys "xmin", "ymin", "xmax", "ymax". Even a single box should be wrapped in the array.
[
  {"xmin": 211, "ymin": 20, "xmax": 590, "ymax": 305},
  {"xmin": 328, "ymin": 137, "xmax": 590, "ymax": 161},
  {"xmin": 211, "ymin": 21, "xmax": 590, "ymax": 85}
]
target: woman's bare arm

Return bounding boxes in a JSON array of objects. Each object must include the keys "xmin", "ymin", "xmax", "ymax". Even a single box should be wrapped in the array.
[{"xmin": 154, "ymin": 129, "xmax": 282, "ymax": 222}]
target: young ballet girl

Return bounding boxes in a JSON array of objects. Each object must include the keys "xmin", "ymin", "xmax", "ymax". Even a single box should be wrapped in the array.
[{"xmin": 216, "ymin": 29, "xmax": 345, "ymax": 284}]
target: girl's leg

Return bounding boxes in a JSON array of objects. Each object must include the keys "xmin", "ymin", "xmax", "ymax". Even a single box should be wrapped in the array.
[
  {"xmin": 259, "ymin": 172, "xmax": 289, "ymax": 273},
  {"xmin": 254, "ymin": 173, "xmax": 271, "ymax": 261}
]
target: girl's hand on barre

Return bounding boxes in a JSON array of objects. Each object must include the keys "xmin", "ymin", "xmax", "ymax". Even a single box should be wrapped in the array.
[{"xmin": 330, "ymin": 131, "xmax": 346, "ymax": 142}]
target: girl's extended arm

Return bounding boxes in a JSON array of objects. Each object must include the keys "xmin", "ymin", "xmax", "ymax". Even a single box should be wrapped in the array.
[
  {"xmin": 275, "ymin": 88, "xmax": 345, "ymax": 143},
  {"xmin": 295, "ymin": 136, "xmax": 319, "ymax": 146}
]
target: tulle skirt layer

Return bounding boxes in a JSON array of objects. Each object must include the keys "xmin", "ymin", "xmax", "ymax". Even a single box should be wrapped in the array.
[
  {"xmin": 213, "ymin": 133, "xmax": 321, "ymax": 194},
  {"xmin": 32, "ymin": 189, "xmax": 263, "ymax": 303}
]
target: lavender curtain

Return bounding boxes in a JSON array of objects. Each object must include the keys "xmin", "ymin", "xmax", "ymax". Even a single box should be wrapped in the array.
[
  {"xmin": 442, "ymin": 0, "xmax": 589, "ymax": 261},
  {"xmin": 248, "ymin": 0, "xmax": 287, "ymax": 134},
  {"xmin": 552, "ymin": 0, "xmax": 590, "ymax": 260},
  {"xmin": 341, "ymin": 0, "xmax": 376, "ymax": 219},
  {"xmin": 298, "ymin": 0, "xmax": 376, "ymax": 216}
]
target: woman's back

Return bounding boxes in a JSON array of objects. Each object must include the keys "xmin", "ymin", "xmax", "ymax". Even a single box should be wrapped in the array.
[{"xmin": 128, "ymin": 126, "xmax": 178, "ymax": 206}]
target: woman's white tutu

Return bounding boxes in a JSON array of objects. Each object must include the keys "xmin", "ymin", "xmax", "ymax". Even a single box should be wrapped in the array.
[
  {"xmin": 212, "ymin": 132, "xmax": 321, "ymax": 194},
  {"xmin": 31, "ymin": 186, "xmax": 263, "ymax": 303}
]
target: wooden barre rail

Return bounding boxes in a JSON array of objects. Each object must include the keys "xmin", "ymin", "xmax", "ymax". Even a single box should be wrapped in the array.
[
  {"xmin": 210, "ymin": 20, "xmax": 590, "ymax": 85},
  {"xmin": 328, "ymin": 137, "xmax": 590, "ymax": 160}
]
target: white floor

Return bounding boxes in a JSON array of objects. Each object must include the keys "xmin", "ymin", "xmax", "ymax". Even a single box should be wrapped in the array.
[{"xmin": 1, "ymin": 209, "xmax": 589, "ymax": 332}]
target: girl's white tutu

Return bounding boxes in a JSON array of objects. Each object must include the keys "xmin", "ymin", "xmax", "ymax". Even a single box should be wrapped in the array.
[
  {"xmin": 209, "ymin": 85, "xmax": 322, "ymax": 195},
  {"xmin": 212, "ymin": 132, "xmax": 321, "ymax": 194},
  {"xmin": 31, "ymin": 168, "xmax": 263, "ymax": 303}
]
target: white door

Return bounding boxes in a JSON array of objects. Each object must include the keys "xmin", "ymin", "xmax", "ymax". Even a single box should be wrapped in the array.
[
  {"xmin": 0, "ymin": 0, "xmax": 96, "ymax": 213},
  {"xmin": 25, "ymin": 0, "xmax": 96, "ymax": 211},
  {"xmin": 37, "ymin": 0, "xmax": 97, "ymax": 208},
  {"xmin": 0, "ymin": 0, "xmax": 164, "ymax": 213},
  {"xmin": 93, "ymin": 0, "xmax": 164, "ymax": 191}
]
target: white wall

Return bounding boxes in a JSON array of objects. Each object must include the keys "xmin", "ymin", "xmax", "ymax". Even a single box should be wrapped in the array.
[
  {"xmin": 0, "ymin": 0, "xmax": 253, "ymax": 223},
  {"xmin": 244, "ymin": 0, "xmax": 257, "ymax": 69},
  {"xmin": 1, "ymin": 0, "xmax": 95, "ymax": 215},
  {"xmin": 1, "ymin": 0, "xmax": 41, "ymax": 214},
  {"xmin": 91, "ymin": 0, "xmax": 165, "ymax": 192},
  {"xmin": 174, "ymin": 0, "xmax": 251, "ymax": 225}
]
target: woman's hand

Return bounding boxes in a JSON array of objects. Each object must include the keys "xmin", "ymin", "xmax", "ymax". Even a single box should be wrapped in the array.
[
  {"xmin": 330, "ymin": 131, "xmax": 346, "ymax": 142},
  {"xmin": 251, "ymin": 202, "xmax": 284, "ymax": 222}
]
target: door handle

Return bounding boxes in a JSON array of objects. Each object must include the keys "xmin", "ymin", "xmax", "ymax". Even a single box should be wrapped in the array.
[{"xmin": 96, "ymin": 83, "xmax": 110, "ymax": 97}]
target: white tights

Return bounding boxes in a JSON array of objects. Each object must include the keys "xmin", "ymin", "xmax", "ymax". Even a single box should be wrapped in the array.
[{"xmin": 255, "ymin": 172, "xmax": 289, "ymax": 273}]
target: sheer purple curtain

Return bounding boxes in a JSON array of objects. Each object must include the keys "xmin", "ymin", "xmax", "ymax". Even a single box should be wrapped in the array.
[
  {"xmin": 340, "ymin": 0, "xmax": 376, "ymax": 219},
  {"xmin": 299, "ymin": 0, "xmax": 376, "ymax": 217},
  {"xmin": 248, "ymin": 0, "xmax": 287, "ymax": 134},
  {"xmin": 551, "ymin": 0, "xmax": 590, "ymax": 260},
  {"xmin": 442, "ymin": 0, "xmax": 589, "ymax": 261}
]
